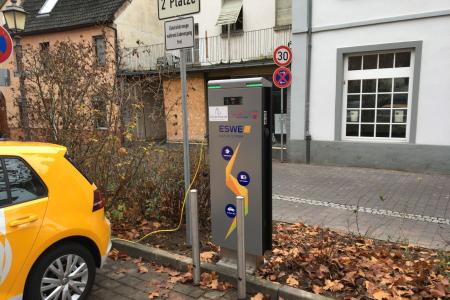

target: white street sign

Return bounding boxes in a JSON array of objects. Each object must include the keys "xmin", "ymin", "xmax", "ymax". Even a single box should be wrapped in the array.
[
  {"xmin": 158, "ymin": 0, "xmax": 200, "ymax": 20},
  {"xmin": 165, "ymin": 17, "xmax": 194, "ymax": 51}
]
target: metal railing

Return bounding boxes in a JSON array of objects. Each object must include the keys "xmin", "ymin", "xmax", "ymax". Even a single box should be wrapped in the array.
[{"xmin": 120, "ymin": 27, "xmax": 292, "ymax": 72}]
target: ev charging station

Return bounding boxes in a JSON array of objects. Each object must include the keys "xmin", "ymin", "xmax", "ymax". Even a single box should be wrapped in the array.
[{"xmin": 208, "ymin": 78, "xmax": 272, "ymax": 263}]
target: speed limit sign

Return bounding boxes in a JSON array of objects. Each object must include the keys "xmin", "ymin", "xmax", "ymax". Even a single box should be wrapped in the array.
[{"xmin": 273, "ymin": 45, "xmax": 292, "ymax": 67}]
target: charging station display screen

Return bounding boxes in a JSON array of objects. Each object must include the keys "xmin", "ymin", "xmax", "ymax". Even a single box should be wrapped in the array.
[{"xmin": 224, "ymin": 97, "xmax": 243, "ymax": 106}]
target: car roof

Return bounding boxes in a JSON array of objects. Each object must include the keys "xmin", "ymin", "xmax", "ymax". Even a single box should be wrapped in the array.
[{"xmin": 0, "ymin": 141, "xmax": 67, "ymax": 155}]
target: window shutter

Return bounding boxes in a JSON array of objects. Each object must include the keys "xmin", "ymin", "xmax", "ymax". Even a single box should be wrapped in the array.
[{"xmin": 276, "ymin": 0, "xmax": 292, "ymax": 27}]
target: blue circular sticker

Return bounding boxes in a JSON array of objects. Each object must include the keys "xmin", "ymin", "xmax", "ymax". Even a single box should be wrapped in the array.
[
  {"xmin": 221, "ymin": 146, "xmax": 234, "ymax": 161},
  {"xmin": 237, "ymin": 171, "xmax": 251, "ymax": 186},
  {"xmin": 225, "ymin": 204, "xmax": 237, "ymax": 218}
]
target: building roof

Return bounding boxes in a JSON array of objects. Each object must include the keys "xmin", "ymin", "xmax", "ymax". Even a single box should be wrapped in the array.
[{"xmin": 22, "ymin": 0, "xmax": 128, "ymax": 35}]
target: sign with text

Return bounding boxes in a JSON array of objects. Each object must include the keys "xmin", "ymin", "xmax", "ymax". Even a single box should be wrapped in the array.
[
  {"xmin": 165, "ymin": 17, "xmax": 195, "ymax": 51},
  {"xmin": 273, "ymin": 45, "xmax": 292, "ymax": 67},
  {"xmin": 158, "ymin": 0, "xmax": 200, "ymax": 20}
]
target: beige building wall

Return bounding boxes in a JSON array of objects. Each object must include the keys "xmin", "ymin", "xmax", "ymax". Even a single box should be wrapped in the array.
[
  {"xmin": 114, "ymin": 0, "xmax": 164, "ymax": 48},
  {"xmin": 163, "ymin": 74, "xmax": 206, "ymax": 142},
  {"xmin": 0, "ymin": 26, "xmax": 116, "ymax": 139}
]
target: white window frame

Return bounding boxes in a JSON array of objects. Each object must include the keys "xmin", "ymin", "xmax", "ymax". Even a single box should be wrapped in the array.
[
  {"xmin": 39, "ymin": 0, "xmax": 59, "ymax": 15},
  {"xmin": 342, "ymin": 50, "xmax": 415, "ymax": 143}
]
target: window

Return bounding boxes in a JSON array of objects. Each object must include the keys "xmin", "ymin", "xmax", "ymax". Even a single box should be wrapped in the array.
[
  {"xmin": 0, "ymin": 165, "xmax": 7, "ymax": 206},
  {"xmin": 221, "ymin": 8, "xmax": 243, "ymax": 34},
  {"xmin": 39, "ymin": 0, "xmax": 59, "ymax": 15},
  {"xmin": 94, "ymin": 36, "xmax": 106, "ymax": 66},
  {"xmin": 343, "ymin": 51, "xmax": 413, "ymax": 141},
  {"xmin": 2, "ymin": 158, "xmax": 47, "ymax": 206},
  {"xmin": 93, "ymin": 98, "xmax": 107, "ymax": 129},
  {"xmin": 276, "ymin": 0, "xmax": 292, "ymax": 27},
  {"xmin": 39, "ymin": 42, "xmax": 50, "ymax": 52}
]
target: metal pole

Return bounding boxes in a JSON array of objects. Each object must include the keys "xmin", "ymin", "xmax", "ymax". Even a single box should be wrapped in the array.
[
  {"xmin": 236, "ymin": 195, "xmax": 246, "ymax": 300},
  {"xmin": 227, "ymin": 24, "xmax": 231, "ymax": 63},
  {"xmin": 280, "ymin": 88, "xmax": 284, "ymax": 163},
  {"xmin": 14, "ymin": 36, "xmax": 29, "ymax": 141},
  {"xmin": 180, "ymin": 48, "xmax": 192, "ymax": 244},
  {"xmin": 189, "ymin": 189, "xmax": 200, "ymax": 285}
]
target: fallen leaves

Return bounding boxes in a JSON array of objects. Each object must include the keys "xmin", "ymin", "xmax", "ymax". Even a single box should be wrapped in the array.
[
  {"xmin": 199, "ymin": 272, "xmax": 233, "ymax": 291},
  {"xmin": 200, "ymin": 251, "xmax": 216, "ymax": 262},
  {"xmin": 257, "ymin": 222, "xmax": 450, "ymax": 299},
  {"xmin": 323, "ymin": 280, "xmax": 344, "ymax": 292},
  {"xmin": 286, "ymin": 275, "xmax": 299, "ymax": 287}
]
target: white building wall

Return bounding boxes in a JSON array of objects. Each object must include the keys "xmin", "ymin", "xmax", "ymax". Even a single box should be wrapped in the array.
[
  {"xmin": 308, "ymin": 16, "xmax": 450, "ymax": 146},
  {"xmin": 312, "ymin": 0, "xmax": 450, "ymax": 28},
  {"xmin": 114, "ymin": 0, "xmax": 164, "ymax": 48},
  {"xmin": 194, "ymin": 0, "xmax": 276, "ymax": 39}
]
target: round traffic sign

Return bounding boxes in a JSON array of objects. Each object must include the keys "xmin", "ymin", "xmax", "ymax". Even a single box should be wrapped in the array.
[
  {"xmin": 0, "ymin": 26, "xmax": 12, "ymax": 64},
  {"xmin": 273, "ymin": 45, "xmax": 292, "ymax": 67},
  {"xmin": 273, "ymin": 67, "xmax": 292, "ymax": 89}
]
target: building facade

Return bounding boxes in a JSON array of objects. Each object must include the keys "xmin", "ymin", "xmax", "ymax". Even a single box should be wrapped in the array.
[
  {"xmin": 0, "ymin": 0, "xmax": 163, "ymax": 139},
  {"xmin": 290, "ymin": 0, "xmax": 450, "ymax": 174}
]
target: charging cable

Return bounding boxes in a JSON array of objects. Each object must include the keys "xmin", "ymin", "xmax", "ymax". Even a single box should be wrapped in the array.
[{"xmin": 112, "ymin": 139, "xmax": 206, "ymax": 245}]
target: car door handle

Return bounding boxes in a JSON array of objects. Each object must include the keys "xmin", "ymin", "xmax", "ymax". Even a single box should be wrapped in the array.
[{"xmin": 9, "ymin": 215, "xmax": 39, "ymax": 227}]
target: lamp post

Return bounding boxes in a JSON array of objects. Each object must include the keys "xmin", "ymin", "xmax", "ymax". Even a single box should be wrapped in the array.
[{"xmin": 2, "ymin": 0, "xmax": 29, "ymax": 140}]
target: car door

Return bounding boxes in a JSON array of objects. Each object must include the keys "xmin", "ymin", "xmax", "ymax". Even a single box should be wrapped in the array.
[{"xmin": 0, "ymin": 157, "xmax": 48, "ymax": 298}]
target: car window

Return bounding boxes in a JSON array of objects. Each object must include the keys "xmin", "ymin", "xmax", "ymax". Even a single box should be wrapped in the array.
[
  {"xmin": 4, "ymin": 158, "xmax": 47, "ymax": 205},
  {"xmin": 0, "ymin": 165, "xmax": 7, "ymax": 206}
]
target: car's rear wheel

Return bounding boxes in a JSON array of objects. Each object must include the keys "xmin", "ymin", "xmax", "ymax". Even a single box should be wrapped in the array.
[{"xmin": 25, "ymin": 241, "xmax": 96, "ymax": 300}]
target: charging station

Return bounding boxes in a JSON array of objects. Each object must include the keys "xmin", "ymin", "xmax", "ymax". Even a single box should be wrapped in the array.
[{"xmin": 208, "ymin": 78, "xmax": 272, "ymax": 259}]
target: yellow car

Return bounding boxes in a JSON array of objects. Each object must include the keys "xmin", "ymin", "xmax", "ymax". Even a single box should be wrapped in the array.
[{"xmin": 0, "ymin": 142, "xmax": 111, "ymax": 300}]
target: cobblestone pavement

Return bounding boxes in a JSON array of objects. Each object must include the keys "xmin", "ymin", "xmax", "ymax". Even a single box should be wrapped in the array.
[
  {"xmin": 89, "ymin": 259, "xmax": 237, "ymax": 300},
  {"xmin": 272, "ymin": 162, "xmax": 450, "ymax": 250}
]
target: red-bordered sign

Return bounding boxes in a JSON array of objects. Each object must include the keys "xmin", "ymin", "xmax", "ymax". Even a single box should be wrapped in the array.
[
  {"xmin": 273, "ymin": 45, "xmax": 292, "ymax": 67},
  {"xmin": 273, "ymin": 67, "xmax": 292, "ymax": 89},
  {"xmin": 0, "ymin": 26, "xmax": 12, "ymax": 64}
]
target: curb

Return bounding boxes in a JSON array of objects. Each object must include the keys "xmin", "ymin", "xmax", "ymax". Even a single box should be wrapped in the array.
[{"xmin": 112, "ymin": 240, "xmax": 332, "ymax": 300}]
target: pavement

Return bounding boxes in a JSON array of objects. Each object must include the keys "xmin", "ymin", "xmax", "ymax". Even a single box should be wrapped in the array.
[
  {"xmin": 272, "ymin": 162, "xmax": 450, "ymax": 250},
  {"xmin": 89, "ymin": 258, "xmax": 237, "ymax": 300}
]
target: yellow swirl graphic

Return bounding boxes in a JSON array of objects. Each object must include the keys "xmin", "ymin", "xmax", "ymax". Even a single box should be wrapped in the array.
[{"xmin": 225, "ymin": 143, "xmax": 249, "ymax": 239}]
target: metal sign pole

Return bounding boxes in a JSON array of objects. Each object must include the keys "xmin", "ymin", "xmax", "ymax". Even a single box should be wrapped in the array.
[
  {"xmin": 280, "ymin": 88, "xmax": 284, "ymax": 163},
  {"xmin": 236, "ymin": 195, "xmax": 246, "ymax": 299},
  {"xmin": 180, "ymin": 48, "xmax": 192, "ymax": 244},
  {"xmin": 189, "ymin": 189, "xmax": 201, "ymax": 284}
]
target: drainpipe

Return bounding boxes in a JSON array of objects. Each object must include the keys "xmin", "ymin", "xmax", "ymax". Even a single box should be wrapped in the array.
[{"xmin": 305, "ymin": 0, "xmax": 312, "ymax": 164}]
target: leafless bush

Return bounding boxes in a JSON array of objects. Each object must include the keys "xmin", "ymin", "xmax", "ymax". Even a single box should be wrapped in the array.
[{"xmin": 18, "ymin": 36, "xmax": 210, "ymax": 227}]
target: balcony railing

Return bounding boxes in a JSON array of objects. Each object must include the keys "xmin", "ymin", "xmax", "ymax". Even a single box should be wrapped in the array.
[{"xmin": 120, "ymin": 27, "xmax": 292, "ymax": 72}]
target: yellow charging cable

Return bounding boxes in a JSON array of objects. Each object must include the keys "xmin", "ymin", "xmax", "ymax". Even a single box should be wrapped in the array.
[{"xmin": 112, "ymin": 139, "xmax": 206, "ymax": 245}]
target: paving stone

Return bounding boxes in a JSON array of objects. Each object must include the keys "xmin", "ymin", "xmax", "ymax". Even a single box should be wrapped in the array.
[
  {"xmin": 173, "ymin": 283, "xmax": 205, "ymax": 298},
  {"xmin": 118, "ymin": 274, "xmax": 144, "ymax": 286},
  {"xmin": 203, "ymin": 290, "xmax": 226, "ymax": 299},
  {"xmin": 97, "ymin": 278, "xmax": 122, "ymax": 289}
]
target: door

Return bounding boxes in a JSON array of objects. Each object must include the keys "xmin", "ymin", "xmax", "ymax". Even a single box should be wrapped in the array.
[
  {"xmin": 0, "ymin": 92, "xmax": 9, "ymax": 139},
  {"xmin": 0, "ymin": 157, "xmax": 48, "ymax": 297}
]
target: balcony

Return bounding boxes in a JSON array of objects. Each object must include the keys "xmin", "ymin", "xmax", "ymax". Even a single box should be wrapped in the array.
[{"xmin": 120, "ymin": 27, "xmax": 292, "ymax": 72}]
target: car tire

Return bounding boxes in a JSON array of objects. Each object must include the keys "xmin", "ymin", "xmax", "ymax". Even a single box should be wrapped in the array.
[{"xmin": 24, "ymin": 241, "xmax": 96, "ymax": 300}]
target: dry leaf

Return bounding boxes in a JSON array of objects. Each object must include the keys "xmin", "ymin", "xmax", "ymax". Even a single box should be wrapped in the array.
[
  {"xmin": 323, "ymin": 280, "xmax": 344, "ymax": 292},
  {"xmin": 373, "ymin": 290, "xmax": 391, "ymax": 300},
  {"xmin": 286, "ymin": 275, "xmax": 299, "ymax": 287},
  {"xmin": 200, "ymin": 251, "xmax": 216, "ymax": 262},
  {"xmin": 138, "ymin": 266, "xmax": 149, "ymax": 273},
  {"xmin": 148, "ymin": 291, "xmax": 159, "ymax": 299},
  {"xmin": 312, "ymin": 285, "xmax": 323, "ymax": 294},
  {"xmin": 251, "ymin": 292, "xmax": 266, "ymax": 300}
]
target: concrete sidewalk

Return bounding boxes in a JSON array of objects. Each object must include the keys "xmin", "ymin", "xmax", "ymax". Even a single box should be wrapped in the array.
[{"xmin": 272, "ymin": 162, "xmax": 450, "ymax": 250}]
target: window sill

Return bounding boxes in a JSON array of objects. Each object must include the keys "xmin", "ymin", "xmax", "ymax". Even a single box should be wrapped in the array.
[
  {"xmin": 220, "ymin": 30, "xmax": 244, "ymax": 38},
  {"xmin": 274, "ymin": 24, "xmax": 292, "ymax": 32},
  {"xmin": 341, "ymin": 137, "xmax": 410, "ymax": 144}
]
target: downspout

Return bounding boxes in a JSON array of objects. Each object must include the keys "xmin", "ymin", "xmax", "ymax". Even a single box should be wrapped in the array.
[{"xmin": 305, "ymin": 0, "xmax": 312, "ymax": 164}]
